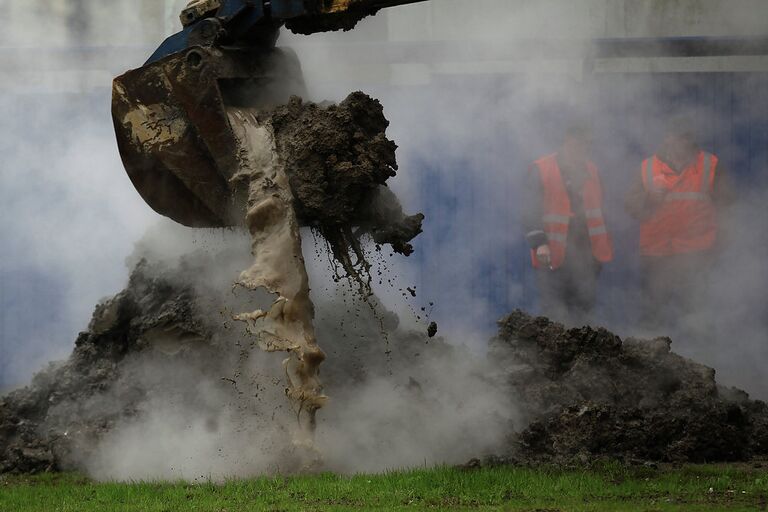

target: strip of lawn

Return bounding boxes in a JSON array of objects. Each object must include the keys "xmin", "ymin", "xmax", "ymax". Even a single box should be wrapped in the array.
[{"xmin": 1, "ymin": 462, "xmax": 767, "ymax": 511}]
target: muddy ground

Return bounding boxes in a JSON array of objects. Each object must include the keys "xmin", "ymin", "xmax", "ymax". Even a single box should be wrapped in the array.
[{"xmin": 0, "ymin": 258, "xmax": 222, "ymax": 474}]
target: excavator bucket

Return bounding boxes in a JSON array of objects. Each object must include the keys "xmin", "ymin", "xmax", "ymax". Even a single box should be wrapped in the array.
[
  {"xmin": 112, "ymin": 0, "xmax": 427, "ymax": 227},
  {"xmin": 112, "ymin": 46, "xmax": 305, "ymax": 228}
]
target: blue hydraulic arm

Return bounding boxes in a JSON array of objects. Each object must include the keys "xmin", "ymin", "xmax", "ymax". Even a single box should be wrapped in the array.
[{"xmin": 146, "ymin": 0, "xmax": 428, "ymax": 65}]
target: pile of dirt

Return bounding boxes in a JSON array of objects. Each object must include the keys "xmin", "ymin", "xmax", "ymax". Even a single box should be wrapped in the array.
[
  {"xmin": 7, "ymin": 263, "xmax": 768, "ymax": 474},
  {"xmin": 265, "ymin": 93, "xmax": 423, "ymax": 272},
  {"xmin": 0, "ymin": 259, "xmax": 219, "ymax": 474},
  {"xmin": 0, "ymin": 251, "xmax": 441, "ymax": 475},
  {"xmin": 490, "ymin": 311, "xmax": 768, "ymax": 464}
]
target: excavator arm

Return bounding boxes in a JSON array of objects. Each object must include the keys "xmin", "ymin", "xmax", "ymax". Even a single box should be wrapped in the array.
[{"xmin": 148, "ymin": 0, "xmax": 428, "ymax": 64}]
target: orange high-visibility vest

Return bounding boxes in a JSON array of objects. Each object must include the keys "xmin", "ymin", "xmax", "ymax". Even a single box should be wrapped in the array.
[
  {"xmin": 531, "ymin": 154, "xmax": 613, "ymax": 269},
  {"xmin": 639, "ymin": 151, "xmax": 718, "ymax": 256}
]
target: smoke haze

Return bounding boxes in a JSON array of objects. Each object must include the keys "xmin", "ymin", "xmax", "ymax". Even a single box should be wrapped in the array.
[
  {"xmin": 0, "ymin": 0, "xmax": 767, "ymax": 479},
  {"xmin": 283, "ymin": 1, "xmax": 768, "ymax": 395},
  {"xmin": 71, "ymin": 225, "xmax": 515, "ymax": 480}
]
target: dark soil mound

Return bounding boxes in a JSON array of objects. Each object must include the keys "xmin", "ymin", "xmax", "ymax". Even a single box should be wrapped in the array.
[
  {"xmin": 491, "ymin": 311, "xmax": 768, "ymax": 463},
  {"xmin": 0, "ymin": 252, "xmax": 440, "ymax": 475},
  {"xmin": 0, "ymin": 259, "xmax": 220, "ymax": 474},
  {"xmin": 5, "ymin": 279, "xmax": 767, "ymax": 473}
]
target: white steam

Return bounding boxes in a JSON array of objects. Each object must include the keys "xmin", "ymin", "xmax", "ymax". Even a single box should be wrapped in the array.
[
  {"xmin": 1, "ymin": 0, "xmax": 767, "ymax": 481},
  {"xmin": 79, "ymin": 225, "xmax": 516, "ymax": 480},
  {"xmin": 283, "ymin": 1, "xmax": 768, "ymax": 396}
]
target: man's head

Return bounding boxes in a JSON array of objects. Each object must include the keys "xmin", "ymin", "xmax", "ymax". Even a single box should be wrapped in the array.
[
  {"xmin": 662, "ymin": 116, "xmax": 698, "ymax": 165},
  {"xmin": 561, "ymin": 119, "xmax": 593, "ymax": 165}
]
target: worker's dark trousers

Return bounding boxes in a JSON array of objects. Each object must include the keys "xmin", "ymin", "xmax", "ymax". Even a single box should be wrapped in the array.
[
  {"xmin": 639, "ymin": 251, "xmax": 713, "ymax": 336},
  {"xmin": 536, "ymin": 257, "xmax": 602, "ymax": 326}
]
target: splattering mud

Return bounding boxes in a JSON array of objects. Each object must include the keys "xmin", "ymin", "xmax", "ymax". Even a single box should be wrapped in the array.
[{"xmin": 110, "ymin": 74, "xmax": 424, "ymax": 467}]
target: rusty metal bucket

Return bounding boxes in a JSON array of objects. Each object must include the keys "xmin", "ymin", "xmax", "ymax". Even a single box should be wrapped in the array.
[{"xmin": 112, "ymin": 46, "xmax": 305, "ymax": 228}]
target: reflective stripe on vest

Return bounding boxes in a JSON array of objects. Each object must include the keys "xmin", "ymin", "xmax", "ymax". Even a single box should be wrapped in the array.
[
  {"xmin": 531, "ymin": 154, "xmax": 613, "ymax": 269},
  {"xmin": 644, "ymin": 158, "xmax": 654, "ymax": 192},
  {"xmin": 588, "ymin": 225, "xmax": 608, "ymax": 236},
  {"xmin": 585, "ymin": 208, "xmax": 603, "ymax": 219},
  {"xmin": 547, "ymin": 233, "xmax": 567, "ymax": 243},
  {"xmin": 543, "ymin": 214, "xmax": 571, "ymax": 224},
  {"xmin": 701, "ymin": 151, "xmax": 713, "ymax": 194},
  {"xmin": 665, "ymin": 192, "xmax": 709, "ymax": 201}
]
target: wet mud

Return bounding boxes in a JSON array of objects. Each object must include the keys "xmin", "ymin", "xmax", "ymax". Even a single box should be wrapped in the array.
[
  {"xmin": 264, "ymin": 93, "xmax": 423, "ymax": 280},
  {"xmin": 227, "ymin": 108, "xmax": 327, "ymax": 454},
  {"xmin": 221, "ymin": 92, "xmax": 421, "ymax": 455}
]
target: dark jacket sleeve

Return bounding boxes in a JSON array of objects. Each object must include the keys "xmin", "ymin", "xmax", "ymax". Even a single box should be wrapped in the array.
[
  {"xmin": 521, "ymin": 164, "xmax": 548, "ymax": 249},
  {"xmin": 712, "ymin": 164, "xmax": 738, "ymax": 249},
  {"xmin": 624, "ymin": 165, "xmax": 653, "ymax": 221},
  {"xmin": 713, "ymin": 163, "xmax": 736, "ymax": 208}
]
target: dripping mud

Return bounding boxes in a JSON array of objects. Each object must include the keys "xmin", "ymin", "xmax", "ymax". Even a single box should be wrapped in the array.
[{"xmin": 221, "ymin": 92, "xmax": 423, "ymax": 460}]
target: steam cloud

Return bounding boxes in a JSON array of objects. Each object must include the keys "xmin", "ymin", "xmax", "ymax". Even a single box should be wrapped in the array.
[
  {"xmin": 284, "ymin": 2, "xmax": 768, "ymax": 395},
  {"xmin": 76, "ymin": 225, "xmax": 516, "ymax": 480},
  {"xmin": 1, "ymin": 0, "xmax": 767, "ymax": 480}
]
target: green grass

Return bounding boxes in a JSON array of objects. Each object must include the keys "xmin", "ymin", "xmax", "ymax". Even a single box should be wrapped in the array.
[{"xmin": 1, "ymin": 463, "xmax": 767, "ymax": 511}]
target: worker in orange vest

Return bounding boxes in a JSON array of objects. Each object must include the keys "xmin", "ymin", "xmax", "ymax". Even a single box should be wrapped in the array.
[
  {"xmin": 522, "ymin": 122, "xmax": 613, "ymax": 324},
  {"xmin": 625, "ymin": 117, "xmax": 734, "ymax": 332}
]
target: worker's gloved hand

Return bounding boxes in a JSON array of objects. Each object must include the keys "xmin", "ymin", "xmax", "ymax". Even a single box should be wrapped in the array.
[
  {"xmin": 650, "ymin": 175, "xmax": 670, "ymax": 203},
  {"xmin": 535, "ymin": 245, "xmax": 552, "ymax": 268},
  {"xmin": 648, "ymin": 188, "xmax": 667, "ymax": 204}
]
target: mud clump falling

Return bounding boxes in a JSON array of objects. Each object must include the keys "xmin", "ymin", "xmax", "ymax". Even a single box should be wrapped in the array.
[
  {"xmin": 268, "ymin": 93, "xmax": 423, "ymax": 287},
  {"xmin": 223, "ymin": 92, "xmax": 422, "ymax": 458}
]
